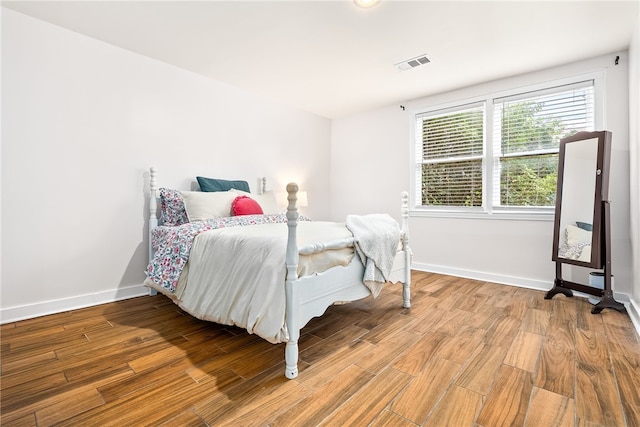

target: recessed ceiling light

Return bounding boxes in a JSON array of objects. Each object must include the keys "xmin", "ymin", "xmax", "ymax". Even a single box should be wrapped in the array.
[
  {"xmin": 395, "ymin": 54, "xmax": 430, "ymax": 71},
  {"xmin": 354, "ymin": 0, "xmax": 381, "ymax": 8}
]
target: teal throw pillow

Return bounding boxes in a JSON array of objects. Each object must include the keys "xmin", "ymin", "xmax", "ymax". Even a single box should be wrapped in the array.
[{"xmin": 196, "ymin": 176, "xmax": 250, "ymax": 193}]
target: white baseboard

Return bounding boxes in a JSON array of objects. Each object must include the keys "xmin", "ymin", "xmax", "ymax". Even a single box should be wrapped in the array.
[
  {"xmin": 0, "ymin": 284, "xmax": 149, "ymax": 324},
  {"xmin": 628, "ymin": 297, "xmax": 640, "ymax": 337},
  {"xmin": 412, "ymin": 262, "xmax": 554, "ymax": 292},
  {"xmin": 412, "ymin": 262, "xmax": 631, "ymax": 306}
]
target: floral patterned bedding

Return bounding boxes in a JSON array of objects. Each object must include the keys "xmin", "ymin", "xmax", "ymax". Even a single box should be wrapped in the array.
[{"xmin": 146, "ymin": 214, "xmax": 308, "ymax": 293}]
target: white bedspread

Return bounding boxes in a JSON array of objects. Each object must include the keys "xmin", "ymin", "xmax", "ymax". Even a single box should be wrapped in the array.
[
  {"xmin": 346, "ymin": 214, "xmax": 401, "ymax": 298},
  {"xmin": 172, "ymin": 221, "xmax": 354, "ymax": 344}
]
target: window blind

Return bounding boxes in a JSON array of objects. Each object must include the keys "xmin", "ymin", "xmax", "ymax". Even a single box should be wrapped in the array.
[
  {"xmin": 417, "ymin": 104, "xmax": 484, "ymax": 207},
  {"xmin": 493, "ymin": 81, "xmax": 595, "ymax": 208}
]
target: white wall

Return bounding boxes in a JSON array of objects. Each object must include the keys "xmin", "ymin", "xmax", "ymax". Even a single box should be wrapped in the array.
[
  {"xmin": 332, "ymin": 53, "xmax": 634, "ymax": 295},
  {"xmin": 628, "ymin": 18, "xmax": 640, "ymax": 330},
  {"xmin": 1, "ymin": 9, "xmax": 332, "ymax": 321}
]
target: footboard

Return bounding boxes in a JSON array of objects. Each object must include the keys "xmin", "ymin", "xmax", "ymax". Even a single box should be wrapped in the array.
[{"xmin": 283, "ymin": 185, "xmax": 411, "ymax": 379}]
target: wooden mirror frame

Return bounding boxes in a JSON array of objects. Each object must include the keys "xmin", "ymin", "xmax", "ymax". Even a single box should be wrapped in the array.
[
  {"xmin": 551, "ymin": 130, "xmax": 610, "ymax": 268},
  {"xmin": 546, "ymin": 130, "xmax": 624, "ymax": 313}
]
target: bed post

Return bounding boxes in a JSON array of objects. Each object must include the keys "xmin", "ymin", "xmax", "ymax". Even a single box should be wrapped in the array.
[
  {"xmin": 148, "ymin": 167, "xmax": 159, "ymax": 296},
  {"xmin": 149, "ymin": 167, "xmax": 158, "ymax": 230},
  {"xmin": 284, "ymin": 182, "xmax": 300, "ymax": 379},
  {"xmin": 401, "ymin": 191, "xmax": 411, "ymax": 308}
]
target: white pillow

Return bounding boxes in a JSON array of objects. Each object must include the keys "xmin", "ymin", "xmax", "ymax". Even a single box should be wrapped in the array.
[
  {"xmin": 566, "ymin": 224, "xmax": 592, "ymax": 244},
  {"xmin": 232, "ymin": 190, "xmax": 280, "ymax": 214},
  {"xmin": 181, "ymin": 190, "xmax": 236, "ymax": 221}
]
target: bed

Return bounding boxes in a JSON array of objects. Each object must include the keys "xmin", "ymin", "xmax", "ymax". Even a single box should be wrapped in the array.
[{"xmin": 144, "ymin": 167, "xmax": 411, "ymax": 379}]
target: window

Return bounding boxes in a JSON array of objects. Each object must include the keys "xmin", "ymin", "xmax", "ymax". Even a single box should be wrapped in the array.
[
  {"xmin": 415, "ymin": 103, "xmax": 485, "ymax": 207},
  {"xmin": 413, "ymin": 78, "xmax": 597, "ymax": 217}
]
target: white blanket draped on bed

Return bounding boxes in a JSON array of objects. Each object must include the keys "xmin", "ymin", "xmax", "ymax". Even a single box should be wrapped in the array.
[
  {"xmin": 145, "ymin": 217, "xmax": 401, "ymax": 344},
  {"xmin": 161, "ymin": 221, "xmax": 354, "ymax": 344},
  {"xmin": 346, "ymin": 213, "xmax": 401, "ymax": 298},
  {"xmin": 179, "ymin": 224, "xmax": 288, "ymax": 343}
]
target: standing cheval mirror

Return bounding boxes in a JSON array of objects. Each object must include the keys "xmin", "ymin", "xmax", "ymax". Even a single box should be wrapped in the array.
[{"xmin": 545, "ymin": 130, "xmax": 625, "ymax": 313}]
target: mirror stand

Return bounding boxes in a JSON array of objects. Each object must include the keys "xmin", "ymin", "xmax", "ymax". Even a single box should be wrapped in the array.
[{"xmin": 545, "ymin": 200, "xmax": 625, "ymax": 314}]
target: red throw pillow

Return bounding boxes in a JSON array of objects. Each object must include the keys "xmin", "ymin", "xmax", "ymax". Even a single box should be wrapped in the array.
[{"xmin": 231, "ymin": 195, "xmax": 263, "ymax": 216}]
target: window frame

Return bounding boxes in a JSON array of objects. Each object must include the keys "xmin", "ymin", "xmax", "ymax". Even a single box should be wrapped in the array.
[
  {"xmin": 414, "ymin": 101, "xmax": 486, "ymax": 211},
  {"xmin": 409, "ymin": 71, "xmax": 604, "ymax": 221}
]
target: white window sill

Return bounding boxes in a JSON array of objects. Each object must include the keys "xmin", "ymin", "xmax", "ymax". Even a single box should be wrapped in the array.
[{"xmin": 409, "ymin": 208, "xmax": 555, "ymax": 222}]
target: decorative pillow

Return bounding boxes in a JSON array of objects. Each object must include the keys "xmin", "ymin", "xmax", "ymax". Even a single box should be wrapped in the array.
[
  {"xmin": 181, "ymin": 190, "xmax": 237, "ymax": 221},
  {"xmin": 159, "ymin": 188, "xmax": 189, "ymax": 226},
  {"xmin": 232, "ymin": 190, "xmax": 280, "ymax": 214},
  {"xmin": 566, "ymin": 224, "xmax": 592, "ymax": 244},
  {"xmin": 576, "ymin": 221, "xmax": 593, "ymax": 231},
  {"xmin": 231, "ymin": 195, "xmax": 264, "ymax": 216},
  {"xmin": 196, "ymin": 176, "xmax": 250, "ymax": 193}
]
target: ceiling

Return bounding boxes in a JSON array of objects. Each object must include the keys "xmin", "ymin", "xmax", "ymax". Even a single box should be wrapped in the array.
[{"xmin": 3, "ymin": 0, "xmax": 639, "ymax": 119}]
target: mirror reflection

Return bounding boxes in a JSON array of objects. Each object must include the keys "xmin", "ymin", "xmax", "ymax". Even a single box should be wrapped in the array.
[
  {"xmin": 547, "ymin": 130, "xmax": 623, "ymax": 313},
  {"xmin": 556, "ymin": 137, "xmax": 598, "ymax": 263}
]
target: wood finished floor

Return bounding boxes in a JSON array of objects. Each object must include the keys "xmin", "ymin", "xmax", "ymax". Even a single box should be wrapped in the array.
[{"xmin": 2, "ymin": 271, "xmax": 639, "ymax": 426}]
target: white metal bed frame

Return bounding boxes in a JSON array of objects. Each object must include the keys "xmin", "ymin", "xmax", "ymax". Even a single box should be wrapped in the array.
[{"xmin": 148, "ymin": 167, "xmax": 411, "ymax": 379}]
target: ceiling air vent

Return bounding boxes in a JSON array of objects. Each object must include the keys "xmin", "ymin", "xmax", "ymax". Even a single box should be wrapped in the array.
[{"xmin": 395, "ymin": 54, "xmax": 430, "ymax": 71}]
